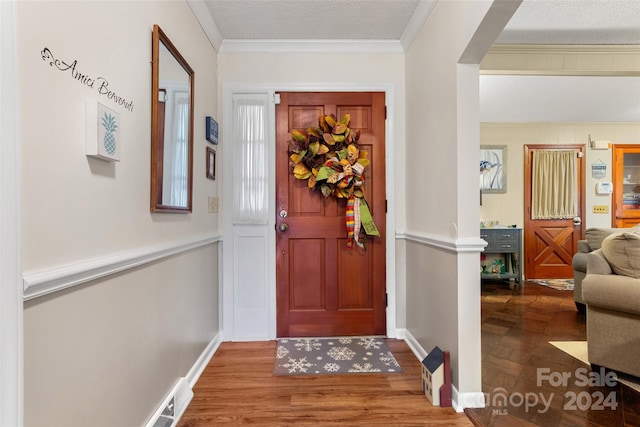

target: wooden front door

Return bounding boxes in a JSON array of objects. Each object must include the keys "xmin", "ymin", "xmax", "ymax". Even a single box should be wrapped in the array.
[
  {"xmin": 275, "ymin": 92, "xmax": 386, "ymax": 337},
  {"xmin": 524, "ymin": 145, "xmax": 585, "ymax": 279}
]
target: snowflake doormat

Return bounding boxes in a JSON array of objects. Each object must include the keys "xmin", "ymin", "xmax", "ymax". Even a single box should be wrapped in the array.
[{"xmin": 273, "ymin": 337, "xmax": 402, "ymax": 376}]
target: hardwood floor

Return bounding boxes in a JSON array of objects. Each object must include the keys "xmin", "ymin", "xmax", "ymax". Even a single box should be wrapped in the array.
[
  {"xmin": 178, "ymin": 280, "xmax": 640, "ymax": 426},
  {"xmin": 178, "ymin": 339, "xmax": 472, "ymax": 426},
  {"xmin": 466, "ymin": 280, "xmax": 640, "ymax": 427}
]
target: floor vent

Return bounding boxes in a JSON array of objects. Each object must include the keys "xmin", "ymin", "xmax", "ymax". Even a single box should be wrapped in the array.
[{"xmin": 146, "ymin": 377, "xmax": 193, "ymax": 427}]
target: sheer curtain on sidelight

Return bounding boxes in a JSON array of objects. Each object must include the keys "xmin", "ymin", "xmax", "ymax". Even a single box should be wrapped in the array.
[
  {"xmin": 232, "ymin": 94, "xmax": 269, "ymax": 224},
  {"xmin": 531, "ymin": 150, "xmax": 577, "ymax": 219},
  {"xmin": 168, "ymin": 90, "xmax": 189, "ymax": 207}
]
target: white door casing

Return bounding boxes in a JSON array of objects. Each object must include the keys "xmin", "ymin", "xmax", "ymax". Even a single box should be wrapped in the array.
[
  {"xmin": 221, "ymin": 83, "xmax": 397, "ymax": 341},
  {"xmin": 1, "ymin": 0, "xmax": 24, "ymax": 424}
]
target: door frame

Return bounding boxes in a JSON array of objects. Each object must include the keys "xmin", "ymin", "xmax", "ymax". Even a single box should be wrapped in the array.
[
  {"xmin": 523, "ymin": 144, "xmax": 586, "ymax": 279},
  {"xmin": 221, "ymin": 82, "xmax": 397, "ymax": 340},
  {"xmin": 1, "ymin": 1, "xmax": 24, "ymax": 424}
]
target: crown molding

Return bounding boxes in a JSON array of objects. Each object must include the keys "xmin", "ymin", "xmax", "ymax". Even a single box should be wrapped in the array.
[
  {"xmin": 187, "ymin": 0, "xmax": 223, "ymax": 51},
  {"xmin": 400, "ymin": 0, "xmax": 437, "ymax": 51},
  {"xmin": 481, "ymin": 44, "xmax": 640, "ymax": 76},
  {"xmin": 219, "ymin": 39, "xmax": 404, "ymax": 55}
]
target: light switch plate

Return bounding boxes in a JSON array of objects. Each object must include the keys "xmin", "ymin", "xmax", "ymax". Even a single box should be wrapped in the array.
[{"xmin": 208, "ymin": 196, "xmax": 218, "ymax": 213}]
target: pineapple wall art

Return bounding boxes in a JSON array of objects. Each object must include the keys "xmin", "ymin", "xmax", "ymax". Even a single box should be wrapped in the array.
[
  {"xmin": 101, "ymin": 112, "xmax": 118, "ymax": 155},
  {"xmin": 86, "ymin": 101, "xmax": 121, "ymax": 161}
]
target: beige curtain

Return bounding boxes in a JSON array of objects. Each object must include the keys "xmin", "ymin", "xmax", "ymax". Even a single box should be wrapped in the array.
[{"xmin": 532, "ymin": 150, "xmax": 576, "ymax": 220}]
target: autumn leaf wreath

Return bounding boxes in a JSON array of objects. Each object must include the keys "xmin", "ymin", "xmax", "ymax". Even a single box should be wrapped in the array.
[{"xmin": 288, "ymin": 113, "xmax": 380, "ymax": 248}]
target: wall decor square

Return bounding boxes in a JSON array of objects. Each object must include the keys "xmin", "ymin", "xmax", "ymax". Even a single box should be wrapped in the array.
[
  {"xmin": 206, "ymin": 116, "xmax": 218, "ymax": 144},
  {"xmin": 86, "ymin": 101, "xmax": 121, "ymax": 161},
  {"xmin": 480, "ymin": 145, "xmax": 506, "ymax": 193}
]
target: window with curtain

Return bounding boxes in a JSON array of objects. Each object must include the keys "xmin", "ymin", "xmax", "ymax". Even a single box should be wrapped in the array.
[
  {"xmin": 232, "ymin": 95, "xmax": 268, "ymax": 224},
  {"xmin": 531, "ymin": 150, "xmax": 577, "ymax": 220},
  {"xmin": 168, "ymin": 90, "xmax": 189, "ymax": 207}
]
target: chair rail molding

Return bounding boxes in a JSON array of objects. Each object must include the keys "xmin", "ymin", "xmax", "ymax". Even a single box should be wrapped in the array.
[
  {"xmin": 399, "ymin": 230, "xmax": 487, "ymax": 253},
  {"xmin": 23, "ymin": 234, "xmax": 222, "ymax": 301}
]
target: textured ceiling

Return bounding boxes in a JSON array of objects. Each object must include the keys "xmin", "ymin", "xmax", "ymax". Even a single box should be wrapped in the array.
[
  {"xmin": 202, "ymin": 0, "xmax": 640, "ymax": 44},
  {"xmin": 204, "ymin": 0, "xmax": 421, "ymax": 40},
  {"xmin": 497, "ymin": 0, "xmax": 640, "ymax": 44}
]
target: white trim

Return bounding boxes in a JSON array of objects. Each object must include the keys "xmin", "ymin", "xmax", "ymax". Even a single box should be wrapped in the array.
[
  {"xmin": 187, "ymin": 0, "xmax": 223, "ymax": 51},
  {"xmin": 0, "ymin": 0, "xmax": 23, "ymax": 424},
  {"xmin": 399, "ymin": 231, "xmax": 487, "ymax": 253},
  {"xmin": 401, "ymin": 329, "xmax": 485, "ymax": 412},
  {"xmin": 399, "ymin": 328, "xmax": 427, "ymax": 360},
  {"xmin": 221, "ymin": 88, "xmax": 277, "ymax": 341},
  {"xmin": 481, "ymin": 43, "xmax": 640, "ymax": 76},
  {"xmin": 400, "ymin": 0, "xmax": 437, "ymax": 51},
  {"xmin": 453, "ymin": 390, "xmax": 486, "ymax": 412},
  {"xmin": 219, "ymin": 39, "xmax": 404, "ymax": 55},
  {"xmin": 185, "ymin": 332, "xmax": 222, "ymax": 389},
  {"xmin": 144, "ymin": 377, "xmax": 193, "ymax": 427},
  {"xmin": 23, "ymin": 235, "xmax": 222, "ymax": 301},
  {"xmin": 487, "ymin": 43, "xmax": 640, "ymax": 55},
  {"xmin": 222, "ymin": 82, "xmax": 397, "ymax": 340}
]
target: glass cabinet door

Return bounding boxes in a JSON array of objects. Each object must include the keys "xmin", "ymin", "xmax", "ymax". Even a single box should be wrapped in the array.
[{"xmin": 613, "ymin": 145, "xmax": 640, "ymax": 227}]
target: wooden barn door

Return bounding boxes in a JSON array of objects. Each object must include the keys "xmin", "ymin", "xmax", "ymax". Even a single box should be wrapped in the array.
[
  {"xmin": 275, "ymin": 92, "xmax": 386, "ymax": 337},
  {"xmin": 524, "ymin": 145, "xmax": 585, "ymax": 279}
]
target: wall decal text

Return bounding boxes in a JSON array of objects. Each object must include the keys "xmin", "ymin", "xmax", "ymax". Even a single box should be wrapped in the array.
[{"xmin": 41, "ymin": 47, "xmax": 135, "ymax": 112}]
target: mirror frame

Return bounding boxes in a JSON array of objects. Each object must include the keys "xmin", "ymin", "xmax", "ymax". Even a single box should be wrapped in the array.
[{"xmin": 151, "ymin": 24, "xmax": 194, "ymax": 213}]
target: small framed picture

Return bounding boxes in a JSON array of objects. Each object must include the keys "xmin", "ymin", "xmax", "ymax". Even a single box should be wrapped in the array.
[
  {"xmin": 206, "ymin": 116, "xmax": 218, "ymax": 144},
  {"xmin": 206, "ymin": 146, "xmax": 216, "ymax": 180}
]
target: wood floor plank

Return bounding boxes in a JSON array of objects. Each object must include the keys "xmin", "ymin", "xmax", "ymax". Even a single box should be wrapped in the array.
[{"xmin": 178, "ymin": 338, "xmax": 472, "ymax": 426}]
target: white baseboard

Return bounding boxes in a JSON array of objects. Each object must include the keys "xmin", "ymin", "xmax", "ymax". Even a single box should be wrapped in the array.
[
  {"xmin": 145, "ymin": 333, "xmax": 222, "ymax": 427},
  {"xmin": 186, "ymin": 332, "xmax": 222, "ymax": 388},
  {"xmin": 144, "ymin": 377, "xmax": 193, "ymax": 427},
  {"xmin": 399, "ymin": 328, "xmax": 427, "ymax": 360},
  {"xmin": 453, "ymin": 390, "xmax": 486, "ymax": 412},
  {"xmin": 399, "ymin": 329, "xmax": 485, "ymax": 412}
]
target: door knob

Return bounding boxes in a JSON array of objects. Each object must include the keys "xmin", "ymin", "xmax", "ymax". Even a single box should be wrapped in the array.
[{"xmin": 278, "ymin": 223, "xmax": 289, "ymax": 232}]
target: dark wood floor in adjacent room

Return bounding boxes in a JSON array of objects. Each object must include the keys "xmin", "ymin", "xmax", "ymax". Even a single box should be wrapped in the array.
[
  {"xmin": 178, "ymin": 280, "xmax": 639, "ymax": 426},
  {"xmin": 466, "ymin": 280, "xmax": 640, "ymax": 427}
]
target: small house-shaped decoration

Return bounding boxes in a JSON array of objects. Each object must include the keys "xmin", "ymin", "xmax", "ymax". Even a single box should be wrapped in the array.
[
  {"xmin": 421, "ymin": 346, "xmax": 444, "ymax": 405},
  {"xmin": 421, "ymin": 346, "xmax": 451, "ymax": 407}
]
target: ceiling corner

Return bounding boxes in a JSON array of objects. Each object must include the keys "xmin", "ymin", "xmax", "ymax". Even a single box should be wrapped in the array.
[
  {"xmin": 187, "ymin": 0, "xmax": 223, "ymax": 51},
  {"xmin": 400, "ymin": 0, "xmax": 437, "ymax": 51}
]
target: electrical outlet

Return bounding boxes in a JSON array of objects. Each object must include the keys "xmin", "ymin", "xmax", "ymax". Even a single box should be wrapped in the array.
[
  {"xmin": 593, "ymin": 205, "xmax": 609, "ymax": 214},
  {"xmin": 208, "ymin": 196, "xmax": 218, "ymax": 213}
]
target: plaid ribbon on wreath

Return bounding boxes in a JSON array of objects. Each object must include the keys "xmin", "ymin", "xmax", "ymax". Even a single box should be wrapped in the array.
[
  {"xmin": 346, "ymin": 195, "xmax": 356, "ymax": 248},
  {"xmin": 353, "ymin": 196, "xmax": 363, "ymax": 249}
]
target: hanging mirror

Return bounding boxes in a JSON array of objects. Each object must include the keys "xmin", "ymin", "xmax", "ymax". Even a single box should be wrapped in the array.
[{"xmin": 151, "ymin": 24, "xmax": 194, "ymax": 213}]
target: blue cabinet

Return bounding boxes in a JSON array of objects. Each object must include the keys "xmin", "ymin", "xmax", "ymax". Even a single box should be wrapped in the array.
[{"xmin": 480, "ymin": 228, "xmax": 522, "ymax": 282}]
